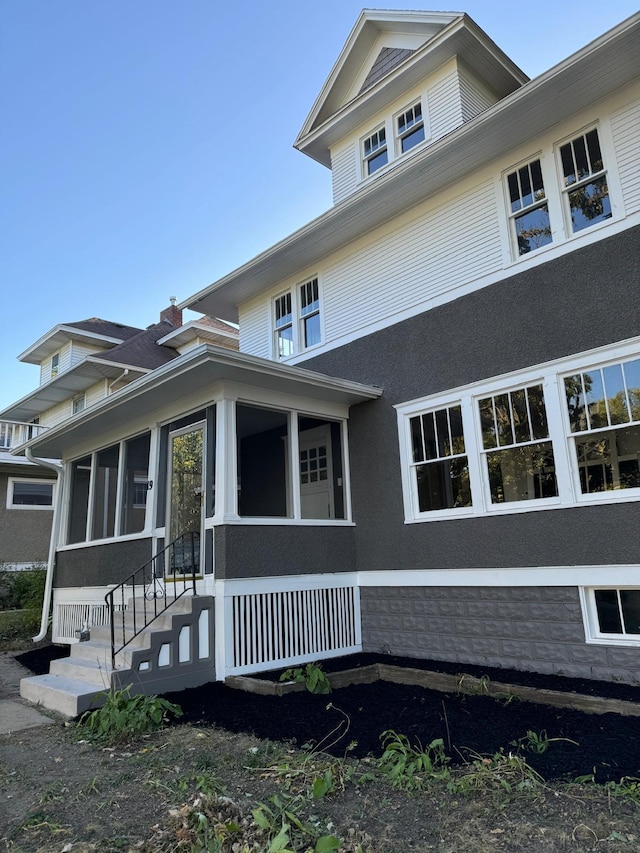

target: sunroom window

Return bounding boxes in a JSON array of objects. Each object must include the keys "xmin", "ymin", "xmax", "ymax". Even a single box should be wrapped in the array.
[
  {"xmin": 506, "ymin": 159, "xmax": 552, "ymax": 256},
  {"xmin": 559, "ymin": 128, "xmax": 611, "ymax": 233},
  {"xmin": 564, "ymin": 358, "xmax": 640, "ymax": 494},
  {"xmin": 478, "ymin": 384, "xmax": 558, "ymax": 504},
  {"xmin": 409, "ymin": 404, "xmax": 471, "ymax": 512}
]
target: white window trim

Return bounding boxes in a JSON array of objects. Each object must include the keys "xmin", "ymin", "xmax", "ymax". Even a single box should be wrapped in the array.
[
  {"xmin": 361, "ymin": 124, "xmax": 389, "ymax": 180},
  {"xmin": 580, "ymin": 586, "xmax": 640, "ymax": 647},
  {"xmin": 396, "ymin": 336, "xmax": 640, "ymax": 522},
  {"xmin": 271, "ymin": 276, "xmax": 323, "ymax": 360},
  {"xmin": 394, "ymin": 99, "xmax": 428, "ymax": 157},
  {"xmin": 7, "ymin": 477, "xmax": 56, "ymax": 510}
]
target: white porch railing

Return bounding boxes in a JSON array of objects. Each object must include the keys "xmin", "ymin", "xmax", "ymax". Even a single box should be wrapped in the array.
[
  {"xmin": 52, "ymin": 586, "xmax": 128, "ymax": 643},
  {"xmin": 217, "ymin": 574, "xmax": 362, "ymax": 678},
  {"xmin": 0, "ymin": 419, "xmax": 48, "ymax": 450}
]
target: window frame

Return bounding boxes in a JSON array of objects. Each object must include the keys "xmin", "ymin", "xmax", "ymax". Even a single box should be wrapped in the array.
[
  {"xmin": 50, "ymin": 352, "xmax": 60, "ymax": 378},
  {"xmin": 7, "ymin": 477, "xmax": 56, "ymax": 510},
  {"xmin": 504, "ymin": 155, "xmax": 553, "ymax": 257},
  {"xmin": 361, "ymin": 125, "xmax": 389, "ymax": 178},
  {"xmin": 72, "ymin": 394, "xmax": 86, "ymax": 415},
  {"xmin": 395, "ymin": 100, "xmax": 426, "ymax": 156},
  {"xmin": 580, "ymin": 587, "xmax": 640, "ymax": 647},
  {"xmin": 272, "ymin": 276, "xmax": 322, "ymax": 360},
  {"xmin": 396, "ymin": 338, "xmax": 640, "ymax": 523},
  {"xmin": 556, "ymin": 125, "xmax": 611, "ymax": 236}
]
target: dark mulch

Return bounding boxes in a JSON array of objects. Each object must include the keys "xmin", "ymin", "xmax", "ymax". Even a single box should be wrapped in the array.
[{"xmin": 16, "ymin": 645, "xmax": 640, "ymax": 783}]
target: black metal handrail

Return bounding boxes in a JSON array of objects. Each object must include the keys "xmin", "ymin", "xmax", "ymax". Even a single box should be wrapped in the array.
[{"xmin": 105, "ymin": 531, "xmax": 200, "ymax": 669}]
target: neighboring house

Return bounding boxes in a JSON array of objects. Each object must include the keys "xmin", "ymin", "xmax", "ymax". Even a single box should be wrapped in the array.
[
  {"xmin": 16, "ymin": 9, "xmax": 640, "ymax": 714},
  {"xmin": 0, "ymin": 303, "xmax": 238, "ymax": 570}
]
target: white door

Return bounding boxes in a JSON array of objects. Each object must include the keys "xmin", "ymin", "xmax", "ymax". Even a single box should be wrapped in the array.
[{"xmin": 299, "ymin": 426, "xmax": 334, "ymax": 519}]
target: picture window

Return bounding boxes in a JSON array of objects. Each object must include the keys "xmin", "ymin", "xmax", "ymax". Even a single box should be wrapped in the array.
[{"xmin": 7, "ymin": 479, "xmax": 55, "ymax": 509}]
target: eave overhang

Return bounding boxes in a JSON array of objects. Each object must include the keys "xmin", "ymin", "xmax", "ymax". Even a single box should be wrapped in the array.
[
  {"xmin": 295, "ymin": 13, "xmax": 528, "ymax": 167},
  {"xmin": 18, "ymin": 325, "xmax": 135, "ymax": 365},
  {"xmin": 19, "ymin": 344, "xmax": 382, "ymax": 459},
  {"xmin": 0, "ymin": 360, "xmax": 149, "ymax": 423},
  {"xmin": 184, "ymin": 12, "xmax": 640, "ymax": 323},
  {"xmin": 156, "ymin": 321, "xmax": 239, "ymax": 349}
]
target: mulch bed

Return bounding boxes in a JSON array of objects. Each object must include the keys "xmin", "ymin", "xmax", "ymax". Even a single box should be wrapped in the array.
[{"xmin": 16, "ymin": 646, "xmax": 640, "ymax": 783}]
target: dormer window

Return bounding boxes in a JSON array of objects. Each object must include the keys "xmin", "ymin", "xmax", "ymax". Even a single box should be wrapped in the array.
[
  {"xmin": 363, "ymin": 127, "xmax": 388, "ymax": 176},
  {"xmin": 51, "ymin": 352, "xmax": 59, "ymax": 378},
  {"xmin": 397, "ymin": 102, "xmax": 425, "ymax": 153}
]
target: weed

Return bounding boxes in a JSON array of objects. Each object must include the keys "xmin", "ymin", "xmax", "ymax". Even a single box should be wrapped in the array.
[
  {"xmin": 511, "ymin": 729, "xmax": 579, "ymax": 754},
  {"xmin": 77, "ymin": 685, "xmax": 182, "ymax": 745},
  {"xmin": 280, "ymin": 661, "xmax": 332, "ymax": 694},
  {"xmin": 449, "ymin": 748, "xmax": 545, "ymax": 801},
  {"xmin": 253, "ymin": 792, "xmax": 340, "ymax": 851},
  {"xmin": 377, "ymin": 730, "xmax": 450, "ymax": 790},
  {"xmin": 606, "ymin": 776, "xmax": 640, "ymax": 806},
  {"xmin": 38, "ymin": 782, "xmax": 68, "ymax": 804}
]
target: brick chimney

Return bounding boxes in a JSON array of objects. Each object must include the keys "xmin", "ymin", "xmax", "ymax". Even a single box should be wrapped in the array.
[{"xmin": 160, "ymin": 296, "xmax": 183, "ymax": 328}]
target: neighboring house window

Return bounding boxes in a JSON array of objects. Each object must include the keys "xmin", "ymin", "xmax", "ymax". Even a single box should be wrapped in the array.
[
  {"xmin": 299, "ymin": 277, "xmax": 320, "ymax": 349},
  {"xmin": 506, "ymin": 159, "xmax": 552, "ymax": 256},
  {"xmin": 67, "ymin": 432, "xmax": 151, "ymax": 543},
  {"xmin": 397, "ymin": 340, "xmax": 640, "ymax": 522},
  {"xmin": 581, "ymin": 588, "xmax": 640, "ymax": 646},
  {"xmin": 72, "ymin": 394, "xmax": 86, "ymax": 415},
  {"xmin": 273, "ymin": 278, "xmax": 322, "ymax": 359},
  {"xmin": 409, "ymin": 404, "xmax": 471, "ymax": 513},
  {"xmin": 51, "ymin": 352, "xmax": 59, "ymax": 378},
  {"xmin": 274, "ymin": 292, "xmax": 293, "ymax": 359},
  {"xmin": 559, "ymin": 127, "xmax": 611, "ymax": 233},
  {"xmin": 363, "ymin": 127, "xmax": 388, "ymax": 176},
  {"xmin": 7, "ymin": 478, "xmax": 55, "ymax": 509},
  {"xmin": 563, "ymin": 357, "xmax": 640, "ymax": 494},
  {"xmin": 478, "ymin": 384, "xmax": 558, "ymax": 504},
  {"xmin": 396, "ymin": 102, "xmax": 425, "ymax": 154}
]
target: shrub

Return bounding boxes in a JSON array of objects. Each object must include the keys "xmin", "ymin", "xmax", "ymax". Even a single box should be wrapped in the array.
[
  {"xmin": 0, "ymin": 568, "xmax": 46, "ymax": 611},
  {"xmin": 77, "ymin": 685, "xmax": 183, "ymax": 744},
  {"xmin": 0, "ymin": 609, "xmax": 41, "ymax": 643}
]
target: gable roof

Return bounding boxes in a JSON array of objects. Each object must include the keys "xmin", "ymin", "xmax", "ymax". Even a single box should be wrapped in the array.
[
  {"xmin": 18, "ymin": 319, "xmax": 143, "ymax": 364},
  {"xmin": 294, "ymin": 9, "xmax": 528, "ymax": 166}
]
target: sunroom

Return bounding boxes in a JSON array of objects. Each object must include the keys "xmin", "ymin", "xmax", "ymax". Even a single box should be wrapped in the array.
[{"xmin": 22, "ymin": 343, "xmax": 381, "ymax": 679}]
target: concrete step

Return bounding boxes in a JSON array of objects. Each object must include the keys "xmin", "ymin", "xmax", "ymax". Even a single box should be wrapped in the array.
[
  {"xmin": 49, "ymin": 655, "xmax": 115, "ymax": 688},
  {"xmin": 20, "ymin": 674, "xmax": 105, "ymax": 718}
]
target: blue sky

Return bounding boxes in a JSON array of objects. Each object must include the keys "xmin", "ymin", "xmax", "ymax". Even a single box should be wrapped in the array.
[{"xmin": 1, "ymin": 1, "xmax": 638, "ymax": 410}]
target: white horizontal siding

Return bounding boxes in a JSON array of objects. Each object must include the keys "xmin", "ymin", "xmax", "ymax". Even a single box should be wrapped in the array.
[
  {"xmin": 611, "ymin": 99, "xmax": 640, "ymax": 215},
  {"xmin": 459, "ymin": 65, "xmax": 496, "ymax": 123},
  {"xmin": 40, "ymin": 399, "xmax": 72, "ymax": 429},
  {"xmin": 428, "ymin": 65, "xmax": 463, "ymax": 141},
  {"xmin": 70, "ymin": 341, "xmax": 108, "ymax": 366},
  {"xmin": 86, "ymin": 379, "xmax": 108, "ymax": 407},
  {"xmin": 323, "ymin": 179, "xmax": 501, "ymax": 342},
  {"xmin": 239, "ymin": 301, "xmax": 271, "ymax": 358},
  {"xmin": 331, "ymin": 144, "xmax": 359, "ymax": 204}
]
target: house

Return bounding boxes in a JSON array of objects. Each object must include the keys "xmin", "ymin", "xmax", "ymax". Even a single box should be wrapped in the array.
[
  {"xmin": 0, "ymin": 304, "xmax": 238, "ymax": 571},
  {"xmin": 17, "ymin": 9, "xmax": 640, "ymax": 714}
]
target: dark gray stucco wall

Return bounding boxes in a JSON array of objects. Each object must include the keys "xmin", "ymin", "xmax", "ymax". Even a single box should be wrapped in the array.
[
  {"xmin": 55, "ymin": 538, "xmax": 153, "ymax": 587},
  {"xmin": 214, "ymin": 525, "xmax": 355, "ymax": 579},
  {"xmin": 361, "ymin": 586, "xmax": 640, "ymax": 685},
  {"xmin": 0, "ymin": 469, "xmax": 54, "ymax": 565},
  {"xmin": 302, "ymin": 226, "xmax": 640, "ymax": 573}
]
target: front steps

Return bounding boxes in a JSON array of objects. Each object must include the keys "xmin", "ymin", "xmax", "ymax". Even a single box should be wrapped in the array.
[{"xmin": 20, "ymin": 594, "xmax": 215, "ymax": 717}]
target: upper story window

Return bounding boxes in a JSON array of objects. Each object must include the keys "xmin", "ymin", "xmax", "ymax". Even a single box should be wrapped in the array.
[
  {"xmin": 506, "ymin": 159, "xmax": 552, "ymax": 256},
  {"xmin": 559, "ymin": 128, "xmax": 611, "ymax": 233},
  {"xmin": 396, "ymin": 102, "xmax": 425, "ymax": 154},
  {"xmin": 273, "ymin": 278, "xmax": 322, "ymax": 360},
  {"xmin": 397, "ymin": 341, "xmax": 640, "ymax": 522},
  {"xmin": 363, "ymin": 127, "xmax": 388, "ymax": 176},
  {"xmin": 72, "ymin": 394, "xmax": 86, "ymax": 415},
  {"xmin": 51, "ymin": 352, "xmax": 59, "ymax": 378}
]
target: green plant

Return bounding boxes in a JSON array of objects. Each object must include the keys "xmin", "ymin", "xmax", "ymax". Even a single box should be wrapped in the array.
[
  {"xmin": 252, "ymin": 792, "xmax": 340, "ymax": 852},
  {"xmin": 606, "ymin": 776, "xmax": 640, "ymax": 806},
  {"xmin": 511, "ymin": 729, "xmax": 579, "ymax": 754},
  {"xmin": 378, "ymin": 730, "xmax": 450, "ymax": 790},
  {"xmin": 77, "ymin": 685, "xmax": 182, "ymax": 744},
  {"xmin": 0, "ymin": 568, "xmax": 45, "ymax": 610},
  {"xmin": 448, "ymin": 748, "xmax": 545, "ymax": 801},
  {"xmin": 280, "ymin": 662, "xmax": 332, "ymax": 694}
]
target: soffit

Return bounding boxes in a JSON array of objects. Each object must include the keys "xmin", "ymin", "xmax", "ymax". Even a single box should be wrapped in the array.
[
  {"xmin": 18, "ymin": 325, "xmax": 140, "ymax": 364},
  {"xmin": 185, "ymin": 13, "xmax": 640, "ymax": 323},
  {"xmin": 0, "ymin": 361, "xmax": 147, "ymax": 423},
  {"xmin": 20, "ymin": 345, "xmax": 382, "ymax": 458}
]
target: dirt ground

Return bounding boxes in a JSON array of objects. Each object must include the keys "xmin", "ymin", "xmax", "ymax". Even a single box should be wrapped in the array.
[{"xmin": 3, "ymin": 648, "xmax": 640, "ymax": 852}]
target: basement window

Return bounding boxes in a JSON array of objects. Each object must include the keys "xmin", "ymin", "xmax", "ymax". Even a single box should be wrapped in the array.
[{"xmin": 582, "ymin": 588, "xmax": 640, "ymax": 646}]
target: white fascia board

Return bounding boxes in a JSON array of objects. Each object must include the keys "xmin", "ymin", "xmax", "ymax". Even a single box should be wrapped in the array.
[
  {"xmin": 18, "ymin": 325, "xmax": 133, "ymax": 364},
  {"xmin": 156, "ymin": 321, "xmax": 239, "ymax": 348},
  {"xmin": 21, "ymin": 344, "xmax": 382, "ymax": 458}
]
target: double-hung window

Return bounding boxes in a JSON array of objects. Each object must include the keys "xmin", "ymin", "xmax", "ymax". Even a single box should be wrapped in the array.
[
  {"xmin": 396, "ymin": 102, "xmax": 425, "ymax": 154},
  {"xmin": 559, "ymin": 127, "xmax": 611, "ymax": 233},
  {"xmin": 72, "ymin": 394, "xmax": 86, "ymax": 415},
  {"xmin": 273, "ymin": 278, "xmax": 322, "ymax": 359},
  {"xmin": 363, "ymin": 127, "xmax": 388, "ymax": 176},
  {"xmin": 51, "ymin": 352, "xmax": 59, "ymax": 378},
  {"xmin": 478, "ymin": 384, "xmax": 558, "ymax": 504},
  {"xmin": 506, "ymin": 159, "xmax": 552, "ymax": 256},
  {"xmin": 563, "ymin": 357, "xmax": 640, "ymax": 494}
]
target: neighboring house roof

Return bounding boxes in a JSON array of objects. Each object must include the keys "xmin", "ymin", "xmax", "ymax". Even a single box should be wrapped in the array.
[
  {"xmin": 185, "ymin": 12, "xmax": 640, "ymax": 322},
  {"xmin": 21, "ymin": 344, "xmax": 383, "ymax": 459},
  {"xmin": 19, "ymin": 319, "xmax": 143, "ymax": 364},
  {"xmin": 90, "ymin": 321, "xmax": 181, "ymax": 371},
  {"xmin": 294, "ymin": 10, "xmax": 528, "ymax": 166}
]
